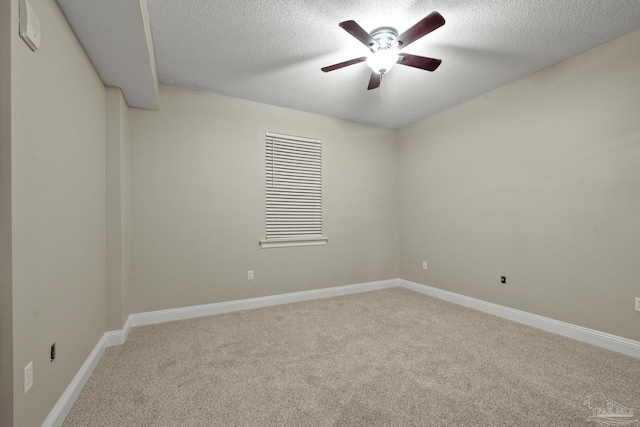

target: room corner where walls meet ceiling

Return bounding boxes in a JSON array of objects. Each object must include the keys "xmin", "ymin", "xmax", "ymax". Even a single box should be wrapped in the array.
[
  {"xmin": 57, "ymin": 0, "xmax": 640, "ymax": 129},
  {"xmin": 56, "ymin": 0, "xmax": 159, "ymax": 110}
]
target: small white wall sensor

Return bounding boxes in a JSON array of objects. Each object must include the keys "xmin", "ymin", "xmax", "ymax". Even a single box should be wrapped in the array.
[{"xmin": 19, "ymin": 0, "xmax": 41, "ymax": 51}]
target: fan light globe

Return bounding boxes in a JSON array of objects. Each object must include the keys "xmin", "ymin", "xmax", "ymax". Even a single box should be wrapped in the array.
[{"xmin": 366, "ymin": 49, "xmax": 399, "ymax": 74}]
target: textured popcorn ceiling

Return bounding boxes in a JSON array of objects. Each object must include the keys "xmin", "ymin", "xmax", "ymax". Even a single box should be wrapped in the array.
[{"xmin": 61, "ymin": 0, "xmax": 640, "ymax": 129}]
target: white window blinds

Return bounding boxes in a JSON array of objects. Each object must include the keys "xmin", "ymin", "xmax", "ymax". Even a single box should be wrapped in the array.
[{"xmin": 261, "ymin": 132, "xmax": 327, "ymax": 248}]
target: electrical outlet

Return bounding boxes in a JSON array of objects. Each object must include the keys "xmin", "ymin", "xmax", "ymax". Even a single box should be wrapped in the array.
[
  {"xmin": 422, "ymin": 261, "xmax": 427, "ymax": 270},
  {"xmin": 50, "ymin": 342, "xmax": 56, "ymax": 362},
  {"xmin": 500, "ymin": 276, "xmax": 506, "ymax": 284},
  {"xmin": 247, "ymin": 270, "xmax": 254, "ymax": 280},
  {"xmin": 635, "ymin": 297, "xmax": 640, "ymax": 312},
  {"xmin": 24, "ymin": 361, "xmax": 33, "ymax": 393}
]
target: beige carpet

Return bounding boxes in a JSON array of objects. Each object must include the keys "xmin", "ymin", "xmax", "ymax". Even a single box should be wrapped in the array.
[{"xmin": 63, "ymin": 288, "xmax": 640, "ymax": 426}]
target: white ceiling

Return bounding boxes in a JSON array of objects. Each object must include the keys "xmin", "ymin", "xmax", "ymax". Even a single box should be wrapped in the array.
[{"xmin": 59, "ymin": 0, "xmax": 640, "ymax": 129}]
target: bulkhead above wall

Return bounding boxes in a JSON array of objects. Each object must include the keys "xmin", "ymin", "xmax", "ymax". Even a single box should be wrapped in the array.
[{"xmin": 56, "ymin": 0, "xmax": 159, "ymax": 110}]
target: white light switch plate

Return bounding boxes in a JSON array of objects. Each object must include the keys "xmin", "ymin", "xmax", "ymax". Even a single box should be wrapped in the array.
[{"xmin": 19, "ymin": 0, "xmax": 41, "ymax": 51}]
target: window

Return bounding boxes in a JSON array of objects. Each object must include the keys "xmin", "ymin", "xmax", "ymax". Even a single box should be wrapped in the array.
[{"xmin": 260, "ymin": 132, "xmax": 327, "ymax": 248}]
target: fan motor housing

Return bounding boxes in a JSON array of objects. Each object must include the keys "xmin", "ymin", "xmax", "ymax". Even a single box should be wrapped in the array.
[{"xmin": 369, "ymin": 26, "xmax": 398, "ymax": 51}]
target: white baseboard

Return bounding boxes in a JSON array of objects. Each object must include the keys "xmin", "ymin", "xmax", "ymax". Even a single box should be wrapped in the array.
[
  {"xmin": 130, "ymin": 279, "xmax": 400, "ymax": 327},
  {"xmin": 41, "ymin": 335, "xmax": 108, "ymax": 427},
  {"xmin": 104, "ymin": 315, "xmax": 132, "ymax": 347},
  {"xmin": 44, "ymin": 277, "xmax": 639, "ymax": 426},
  {"xmin": 400, "ymin": 279, "xmax": 640, "ymax": 359},
  {"xmin": 42, "ymin": 278, "xmax": 398, "ymax": 426}
]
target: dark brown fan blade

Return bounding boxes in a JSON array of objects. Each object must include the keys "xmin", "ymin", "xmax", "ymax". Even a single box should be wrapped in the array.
[
  {"xmin": 339, "ymin": 20, "xmax": 376, "ymax": 48},
  {"xmin": 398, "ymin": 53, "xmax": 442, "ymax": 71},
  {"xmin": 321, "ymin": 57, "xmax": 367, "ymax": 72},
  {"xmin": 367, "ymin": 72, "xmax": 381, "ymax": 90},
  {"xmin": 397, "ymin": 11, "xmax": 445, "ymax": 49}
]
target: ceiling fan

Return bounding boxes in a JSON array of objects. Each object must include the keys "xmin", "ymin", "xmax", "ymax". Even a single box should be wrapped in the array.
[{"xmin": 321, "ymin": 12, "xmax": 445, "ymax": 90}]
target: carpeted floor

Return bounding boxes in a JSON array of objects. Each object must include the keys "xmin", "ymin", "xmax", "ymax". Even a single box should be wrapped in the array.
[{"xmin": 63, "ymin": 288, "xmax": 640, "ymax": 426}]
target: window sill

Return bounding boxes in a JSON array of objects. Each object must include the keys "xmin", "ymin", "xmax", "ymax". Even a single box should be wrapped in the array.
[{"xmin": 259, "ymin": 237, "xmax": 328, "ymax": 249}]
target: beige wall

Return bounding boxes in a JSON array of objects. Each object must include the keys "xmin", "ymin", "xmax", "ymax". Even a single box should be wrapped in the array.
[
  {"xmin": 2, "ymin": 1, "xmax": 639, "ymax": 422},
  {"xmin": 398, "ymin": 29, "xmax": 640, "ymax": 342},
  {"xmin": 0, "ymin": 0, "xmax": 14, "ymax": 424},
  {"xmin": 10, "ymin": 0, "xmax": 107, "ymax": 425},
  {"xmin": 129, "ymin": 85, "xmax": 399, "ymax": 313},
  {"xmin": 106, "ymin": 86, "xmax": 132, "ymax": 331}
]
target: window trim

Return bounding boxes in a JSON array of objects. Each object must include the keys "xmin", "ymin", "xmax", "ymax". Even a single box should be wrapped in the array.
[{"xmin": 259, "ymin": 236, "xmax": 328, "ymax": 249}]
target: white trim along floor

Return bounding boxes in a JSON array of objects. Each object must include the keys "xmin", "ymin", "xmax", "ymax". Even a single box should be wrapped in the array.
[{"xmin": 42, "ymin": 279, "xmax": 640, "ymax": 427}]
